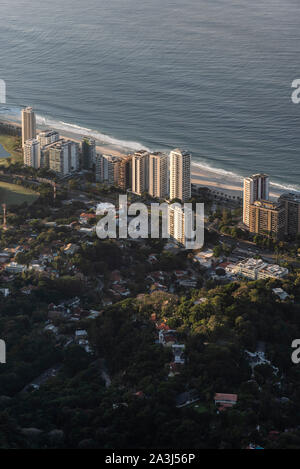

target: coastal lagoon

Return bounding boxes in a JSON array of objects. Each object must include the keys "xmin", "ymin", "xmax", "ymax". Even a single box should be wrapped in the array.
[
  {"xmin": 0, "ymin": 0, "xmax": 300, "ymax": 192},
  {"xmin": 0, "ymin": 144, "xmax": 10, "ymax": 159}
]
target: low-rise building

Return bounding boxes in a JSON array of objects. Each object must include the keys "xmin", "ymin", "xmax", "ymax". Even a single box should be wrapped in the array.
[
  {"xmin": 79, "ymin": 213, "xmax": 96, "ymax": 224},
  {"xmin": 5, "ymin": 262, "xmax": 26, "ymax": 274},
  {"xmin": 258, "ymin": 264, "xmax": 289, "ymax": 280},
  {"xmin": 214, "ymin": 393, "xmax": 238, "ymax": 411},
  {"xmin": 225, "ymin": 258, "xmax": 288, "ymax": 280},
  {"xmin": 272, "ymin": 287, "xmax": 290, "ymax": 301},
  {"xmin": 176, "ymin": 390, "xmax": 200, "ymax": 408},
  {"xmin": 63, "ymin": 243, "xmax": 79, "ymax": 256},
  {"xmin": 194, "ymin": 249, "xmax": 215, "ymax": 269}
]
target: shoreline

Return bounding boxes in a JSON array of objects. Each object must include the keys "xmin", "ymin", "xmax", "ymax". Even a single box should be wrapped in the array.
[
  {"xmin": 0, "ymin": 117, "xmax": 295, "ymax": 199},
  {"xmin": 190, "ymin": 164, "xmax": 282, "ymax": 199}
]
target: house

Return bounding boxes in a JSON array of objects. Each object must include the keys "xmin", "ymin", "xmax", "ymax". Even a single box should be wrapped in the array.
[
  {"xmin": 113, "ymin": 403, "xmax": 128, "ymax": 410},
  {"xmin": 102, "ymin": 298, "xmax": 113, "ymax": 306},
  {"xmin": 148, "ymin": 271, "xmax": 166, "ymax": 282},
  {"xmin": 87, "ymin": 310, "xmax": 102, "ymax": 319},
  {"xmin": 44, "ymin": 221, "xmax": 57, "ymax": 227},
  {"xmin": 78, "ymin": 339, "xmax": 92, "ymax": 353},
  {"xmin": 29, "ymin": 262, "xmax": 45, "ymax": 272},
  {"xmin": 174, "ymin": 270, "xmax": 189, "ymax": 279},
  {"xmin": 5, "ymin": 262, "xmax": 26, "ymax": 274},
  {"xmin": 147, "ymin": 254, "xmax": 158, "ymax": 264},
  {"xmin": 172, "ymin": 344, "xmax": 185, "ymax": 364},
  {"xmin": 0, "ymin": 252, "xmax": 12, "ymax": 263},
  {"xmin": 150, "ymin": 282, "xmax": 168, "ymax": 293},
  {"xmin": 44, "ymin": 324, "xmax": 58, "ymax": 335},
  {"xmin": 175, "ymin": 390, "xmax": 200, "ymax": 408},
  {"xmin": 21, "ymin": 286, "xmax": 35, "ymax": 295},
  {"xmin": 194, "ymin": 249, "xmax": 215, "ymax": 268},
  {"xmin": 193, "ymin": 297, "xmax": 207, "ymax": 305},
  {"xmin": 75, "ymin": 330, "xmax": 88, "ymax": 339},
  {"xmin": 0, "ymin": 288, "xmax": 10, "ymax": 297},
  {"xmin": 272, "ymin": 288, "xmax": 290, "ymax": 301},
  {"xmin": 109, "ymin": 284, "xmax": 130, "ymax": 297},
  {"xmin": 80, "ymin": 212, "xmax": 96, "ymax": 224},
  {"xmin": 214, "ymin": 393, "xmax": 238, "ymax": 411},
  {"xmin": 178, "ymin": 279, "xmax": 197, "ymax": 288},
  {"xmin": 79, "ymin": 227, "xmax": 96, "ymax": 236},
  {"xmin": 159, "ymin": 329, "xmax": 177, "ymax": 346},
  {"xmin": 63, "ymin": 243, "xmax": 79, "ymax": 256},
  {"xmin": 157, "ymin": 323, "xmax": 170, "ymax": 331}
]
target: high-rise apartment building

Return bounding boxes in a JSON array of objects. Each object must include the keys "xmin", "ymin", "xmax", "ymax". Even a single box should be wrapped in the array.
[
  {"xmin": 278, "ymin": 192, "xmax": 300, "ymax": 237},
  {"xmin": 95, "ymin": 154, "xmax": 122, "ymax": 185},
  {"xmin": 249, "ymin": 199, "xmax": 285, "ymax": 240},
  {"xmin": 132, "ymin": 151, "xmax": 149, "ymax": 195},
  {"xmin": 168, "ymin": 204, "xmax": 185, "ymax": 246},
  {"xmin": 37, "ymin": 130, "xmax": 59, "ymax": 147},
  {"xmin": 23, "ymin": 138, "xmax": 41, "ymax": 169},
  {"xmin": 169, "ymin": 149, "xmax": 191, "ymax": 202},
  {"xmin": 69, "ymin": 141, "xmax": 80, "ymax": 173},
  {"xmin": 37, "ymin": 131, "xmax": 60, "ymax": 168},
  {"xmin": 243, "ymin": 173, "xmax": 269, "ymax": 226},
  {"xmin": 118, "ymin": 155, "xmax": 132, "ymax": 191},
  {"xmin": 95, "ymin": 154, "xmax": 105, "ymax": 183},
  {"xmin": 148, "ymin": 152, "xmax": 168, "ymax": 199},
  {"xmin": 49, "ymin": 140, "xmax": 79, "ymax": 175},
  {"xmin": 168, "ymin": 204, "xmax": 195, "ymax": 247},
  {"xmin": 21, "ymin": 107, "xmax": 36, "ymax": 148},
  {"xmin": 81, "ymin": 137, "xmax": 96, "ymax": 170}
]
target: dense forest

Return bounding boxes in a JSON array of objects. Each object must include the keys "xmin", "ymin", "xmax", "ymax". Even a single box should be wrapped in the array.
[{"xmin": 0, "ymin": 274, "xmax": 300, "ymax": 449}]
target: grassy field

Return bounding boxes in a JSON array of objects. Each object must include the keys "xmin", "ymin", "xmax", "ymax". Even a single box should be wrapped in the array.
[
  {"xmin": 0, "ymin": 181, "xmax": 38, "ymax": 207},
  {"xmin": 0, "ymin": 134, "xmax": 23, "ymax": 166}
]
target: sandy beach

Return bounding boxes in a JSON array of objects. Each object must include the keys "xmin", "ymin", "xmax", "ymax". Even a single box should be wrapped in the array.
[
  {"xmin": 0, "ymin": 117, "xmax": 288, "ymax": 199},
  {"xmin": 191, "ymin": 163, "xmax": 283, "ymax": 199}
]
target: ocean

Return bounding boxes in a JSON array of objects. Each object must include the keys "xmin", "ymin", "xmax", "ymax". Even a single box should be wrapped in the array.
[{"xmin": 0, "ymin": 0, "xmax": 300, "ymax": 192}]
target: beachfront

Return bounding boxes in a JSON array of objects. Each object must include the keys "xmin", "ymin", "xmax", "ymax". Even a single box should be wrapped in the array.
[{"xmin": 0, "ymin": 117, "xmax": 286, "ymax": 199}]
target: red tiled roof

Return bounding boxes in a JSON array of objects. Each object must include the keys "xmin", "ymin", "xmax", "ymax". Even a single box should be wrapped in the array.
[
  {"xmin": 215, "ymin": 393, "xmax": 238, "ymax": 403},
  {"xmin": 157, "ymin": 323, "xmax": 170, "ymax": 331},
  {"xmin": 80, "ymin": 213, "xmax": 96, "ymax": 219},
  {"xmin": 217, "ymin": 262, "xmax": 231, "ymax": 269}
]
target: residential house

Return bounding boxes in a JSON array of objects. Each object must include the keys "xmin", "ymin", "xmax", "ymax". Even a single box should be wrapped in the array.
[{"xmin": 214, "ymin": 393, "xmax": 238, "ymax": 411}]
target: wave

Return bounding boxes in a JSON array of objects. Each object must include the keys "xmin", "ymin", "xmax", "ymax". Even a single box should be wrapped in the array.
[
  {"xmin": 269, "ymin": 180, "xmax": 300, "ymax": 193},
  {"xmin": 1, "ymin": 103, "xmax": 299, "ymax": 194},
  {"xmin": 36, "ymin": 115, "xmax": 150, "ymax": 152},
  {"xmin": 192, "ymin": 159, "xmax": 300, "ymax": 194},
  {"xmin": 0, "ymin": 104, "xmax": 22, "ymax": 118},
  {"xmin": 192, "ymin": 160, "xmax": 244, "ymax": 182},
  {"xmin": 0, "ymin": 104, "xmax": 150, "ymax": 152}
]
